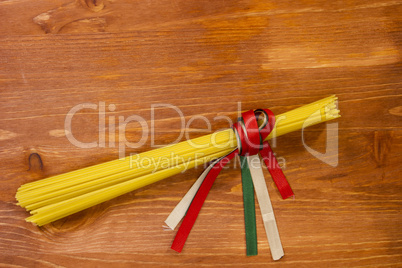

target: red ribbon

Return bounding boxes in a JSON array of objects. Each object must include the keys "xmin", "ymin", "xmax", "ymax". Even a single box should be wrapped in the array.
[
  {"xmin": 171, "ymin": 109, "xmax": 293, "ymax": 252},
  {"xmin": 171, "ymin": 150, "xmax": 237, "ymax": 252}
]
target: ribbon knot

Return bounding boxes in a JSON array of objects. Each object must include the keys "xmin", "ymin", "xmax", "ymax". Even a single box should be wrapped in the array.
[{"xmin": 232, "ymin": 109, "xmax": 275, "ymax": 156}]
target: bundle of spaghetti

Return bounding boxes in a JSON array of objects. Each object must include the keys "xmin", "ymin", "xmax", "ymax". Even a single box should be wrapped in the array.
[{"xmin": 16, "ymin": 95, "xmax": 340, "ymax": 226}]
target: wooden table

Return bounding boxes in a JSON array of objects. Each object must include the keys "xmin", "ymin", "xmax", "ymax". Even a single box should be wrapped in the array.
[{"xmin": 1, "ymin": 0, "xmax": 401, "ymax": 266}]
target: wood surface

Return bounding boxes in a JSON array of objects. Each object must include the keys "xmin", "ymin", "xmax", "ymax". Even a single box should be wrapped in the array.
[{"xmin": 1, "ymin": 0, "xmax": 401, "ymax": 266}]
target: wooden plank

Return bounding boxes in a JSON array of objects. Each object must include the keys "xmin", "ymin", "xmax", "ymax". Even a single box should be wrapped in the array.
[{"xmin": 0, "ymin": 0, "xmax": 401, "ymax": 266}]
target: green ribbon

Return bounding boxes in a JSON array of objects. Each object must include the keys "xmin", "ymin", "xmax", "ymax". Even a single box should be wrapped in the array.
[{"xmin": 240, "ymin": 156, "xmax": 258, "ymax": 256}]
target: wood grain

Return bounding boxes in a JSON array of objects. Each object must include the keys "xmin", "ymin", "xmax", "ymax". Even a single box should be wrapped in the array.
[{"xmin": 0, "ymin": 0, "xmax": 401, "ymax": 266}]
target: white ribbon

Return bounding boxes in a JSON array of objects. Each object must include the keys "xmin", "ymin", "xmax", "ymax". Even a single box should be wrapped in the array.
[
  {"xmin": 164, "ymin": 157, "xmax": 222, "ymax": 230},
  {"xmin": 247, "ymin": 154, "xmax": 284, "ymax": 260}
]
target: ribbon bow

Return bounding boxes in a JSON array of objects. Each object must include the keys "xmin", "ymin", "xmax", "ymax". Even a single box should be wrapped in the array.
[{"xmin": 166, "ymin": 109, "xmax": 294, "ymax": 260}]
